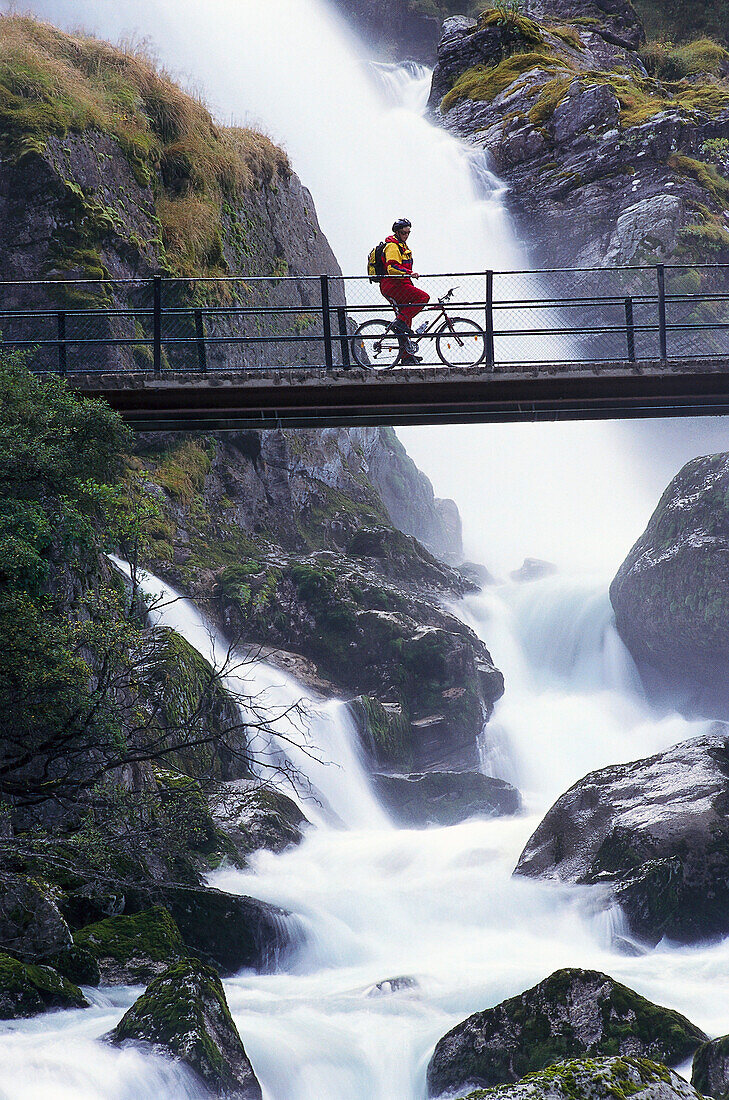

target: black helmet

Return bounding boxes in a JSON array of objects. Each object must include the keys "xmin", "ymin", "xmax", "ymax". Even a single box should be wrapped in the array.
[{"xmin": 392, "ymin": 218, "xmax": 411, "ymax": 232}]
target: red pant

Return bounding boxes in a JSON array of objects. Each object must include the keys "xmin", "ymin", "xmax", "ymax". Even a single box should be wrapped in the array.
[{"xmin": 380, "ymin": 277, "xmax": 430, "ymax": 327}]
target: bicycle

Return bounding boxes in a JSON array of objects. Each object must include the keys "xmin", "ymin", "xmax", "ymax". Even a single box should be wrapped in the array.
[{"xmin": 351, "ymin": 287, "xmax": 488, "ymax": 370}]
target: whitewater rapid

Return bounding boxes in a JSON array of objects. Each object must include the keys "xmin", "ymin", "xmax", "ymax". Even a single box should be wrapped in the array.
[{"xmin": 3, "ymin": 565, "xmax": 728, "ymax": 1100}]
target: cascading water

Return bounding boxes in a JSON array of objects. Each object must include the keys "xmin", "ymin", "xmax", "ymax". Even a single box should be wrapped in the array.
[{"xmin": 8, "ymin": 0, "xmax": 729, "ymax": 1096}]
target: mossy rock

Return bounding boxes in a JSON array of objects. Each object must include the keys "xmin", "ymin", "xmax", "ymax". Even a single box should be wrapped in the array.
[
  {"xmin": 692, "ymin": 1034, "xmax": 729, "ymax": 1100},
  {"xmin": 108, "ymin": 958, "xmax": 262, "ymax": 1099},
  {"xmin": 44, "ymin": 944, "xmax": 101, "ymax": 987},
  {"xmin": 349, "ymin": 695, "xmax": 413, "ymax": 768},
  {"xmin": 73, "ymin": 906, "xmax": 185, "ymax": 985},
  {"xmin": 216, "ymin": 781, "xmax": 309, "ymax": 862},
  {"xmin": 427, "ymin": 968, "xmax": 706, "ymax": 1098},
  {"xmin": 462, "ymin": 1055, "xmax": 702, "ymax": 1100},
  {"xmin": 0, "ymin": 951, "xmax": 88, "ymax": 1019}
]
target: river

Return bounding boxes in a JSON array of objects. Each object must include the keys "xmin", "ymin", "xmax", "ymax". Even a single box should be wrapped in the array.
[{"xmin": 4, "ymin": 0, "xmax": 729, "ymax": 1096}]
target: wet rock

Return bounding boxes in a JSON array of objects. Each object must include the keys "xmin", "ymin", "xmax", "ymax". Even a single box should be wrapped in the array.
[
  {"xmin": 0, "ymin": 951, "xmax": 87, "ymax": 1019},
  {"xmin": 426, "ymin": 968, "xmax": 706, "ymax": 1098},
  {"xmin": 73, "ymin": 907, "xmax": 186, "ymax": 985},
  {"xmin": 458, "ymin": 561, "xmax": 497, "ymax": 588},
  {"xmin": 44, "ymin": 945, "xmax": 101, "ymax": 988},
  {"xmin": 610, "ymin": 453, "xmax": 729, "ymax": 710},
  {"xmin": 366, "ymin": 975, "xmax": 419, "ymax": 997},
  {"xmin": 692, "ymin": 1034, "xmax": 729, "ymax": 1100},
  {"xmin": 373, "ymin": 770, "xmax": 521, "ymax": 827},
  {"xmin": 510, "ymin": 559, "xmax": 558, "ymax": 583},
  {"xmin": 515, "ymin": 730, "xmax": 729, "ymax": 943},
  {"xmin": 109, "ymin": 958, "xmax": 262, "ymax": 1099},
  {"xmin": 125, "ymin": 885, "xmax": 295, "ymax": 976},
  {"xmin": 215, "ymin": 780, "xmax": 309, "ymax": 861},
  {"xmin": 429, "ymin": 2, "xmax": 729, "ymax": 270},
  {"xmin": 0, "ymin": 872, "xmax": 73, "ymax": 962},
  {"xmin": 460, "ymin": 1056, "xmax": 702, "ymax": 1100}
]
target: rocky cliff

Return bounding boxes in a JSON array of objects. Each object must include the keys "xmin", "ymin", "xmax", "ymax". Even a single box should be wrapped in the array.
[
  {"xmin": 610, "ymin": 451, "xmax": 729, "ymax": 711},
  {"xmin": 428, "ymin": 4, "xmax": 729, "ymax": 269},
  {"xmin": 330, "ymin": 0, "xmax": 464, "ymax": 63}
]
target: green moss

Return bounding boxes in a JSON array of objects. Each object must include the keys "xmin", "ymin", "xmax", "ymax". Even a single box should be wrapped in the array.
[
  {"xmin": 528, "ymin": 75, "xmax": 573, "ymax": 124},
  {"xmin": 0, "ymin": 951, "xmax": 87, "ymax": 1018},
  {"xmin": 441, "ymin": 53, "xmax": 571, "ymax": 112},
  {"xmin": 74, "ymin": 906, "xmax": 185, "ymax": 975},
  {"xmin": 641, "ymin": 36, "xmax": 729, "ymax": 79},
  {"xmin": 152, "ymin": 439, "xmax": 213, "ymax": 504},
  {"xmin": 115, "ymin": 959, "xmax": 241, "ymax": 1086},
  {"xmin": 668, "ymin": 153, "xmax": 729, "ymax": 203},
  {"xmin": 356, "ymin": 695, "xmax": 413, "ymax": 767}
]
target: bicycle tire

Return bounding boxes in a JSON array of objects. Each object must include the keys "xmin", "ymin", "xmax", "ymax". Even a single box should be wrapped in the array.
[
  {"xmin": 436, "ymin": 317, "xmax": 487, "ymax": 368},
  {"xmin": 351, "ymin": 320, "xmax": 400, "ymax": 370}
]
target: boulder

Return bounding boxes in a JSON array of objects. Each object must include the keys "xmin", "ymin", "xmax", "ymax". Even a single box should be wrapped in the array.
[
  {"xmin": 510, "ymin": 559, "xmax": 558, "ymax": 584},
  {"xmin": 514, "ymin": 730, "xmax": 729, "ymax": 943},
  {"xmin": 692, "ymin": 1035, "xmax": 729, "ymax": 1100},
  {"xmin": 366, "ymin": 975, "xmax": 419, "ymax": 997},
  {"xmin": 125, "ymin": 885, "xmax": 296, "ymax": 976},
  {"xmin": 109, "ymin": 958, "xmax": 262, "ymax": 1099},
  {"xmin": 426, "ymin": 968, "xmax": 706, "ymax": 1098},
  {"xmin": 0, "ymin": 872, "xmax": 73, "ymax": 962},
  {"xmin": 73, "ymin": 907, "xmax": 186, "ymax": 985},
  {"xmin": 610, "ymin": 453, "xmax": 729, "ymax": 710},
  {"xmin": 44, "ymin": 945, "xmax": 101, "ymax": 987},
  {"xmin": 460, "ymin": 1056, "xmax": 702, "ymax": 1100},
  {"xmin": 0, "ymin": 951, "xmax": 87, "ymax": 1019},
  {"xmin": 215, "ymin": 781, "xmax": 309, "ymax": 862},
  {"xmin": 372, "ymin": 771, "xmax": 521, "ymax": 827}
]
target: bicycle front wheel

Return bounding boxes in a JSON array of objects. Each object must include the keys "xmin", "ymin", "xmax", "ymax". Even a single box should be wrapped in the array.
[
  {"xmin": 436, "ymin": 318, "xmax": 487, "ymax": 368},
  {"xmin": 351, "ymin": 320, "xmax": 399, "ymax": 370}
]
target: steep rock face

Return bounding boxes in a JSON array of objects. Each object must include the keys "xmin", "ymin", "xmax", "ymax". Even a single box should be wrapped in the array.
[
  {"xmin": 429, "ymin": 7, "xmax": 729, "ymax": 269},
  {"xmin": 610, "ymin": 453, "xmax": 729, "ymax": 708},
  {"xmin": 372, "ymin": 770, "xmax": 520, "ymax": 825},
  {"xmin": 109, "ymin": 959, "xmax": 262, "ymax": 1099},
  {"xmin": 330, "ymin": 0, "xmax": 442, "ymax": 62},
  {"xmin": 692, "ymin": 1035, "xmax": 729, "ymax": 1100},
  {"xmin": 460, "ymin": 1056, "xmax": 704, "ymax": 1100},
  {"xmin": 0, "ymin": 15, "xmax": 340, "ymax": 374},
  {"xmin": 138, "ymin": 431, "xmax": 500, "ymax": 772},
  {"xmin": 427, "ymin": 968, "xmax": 706, "ymax": 1098},
  {"xmin": 514, "ymin": 731, "xmax": 729, "ymax": 944}
]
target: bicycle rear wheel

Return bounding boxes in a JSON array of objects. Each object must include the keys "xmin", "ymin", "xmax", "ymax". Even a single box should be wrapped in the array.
[
  {"xmin": 351, "ymin": 320, "xmax": 400, "ymax": 370},
  {"xmin": 436, "ymin": 317, "xmax": 487, "ymax": 367}
]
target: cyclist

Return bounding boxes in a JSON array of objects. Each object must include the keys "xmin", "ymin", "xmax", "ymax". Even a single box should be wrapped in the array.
[{"xmin": 380, "ymin": 218, "xmax": 430, "ymax": 365}]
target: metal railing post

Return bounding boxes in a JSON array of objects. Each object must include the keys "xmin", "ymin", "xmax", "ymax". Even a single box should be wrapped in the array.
[
  {"xmin": 320, "ymin": 273, "xmax": 333, "ymax": 370},
  {"xmin": 624, "ymin": 296, "xmax": 636, "ymax": 363},
  {"xmin": 153, "ymin": 274, "xmax": 162, "ymax": 376},
  {"xmin": 485, "ymin": 270, "xmax": 495, "ymax": 369},
  {"xmin": 337, "ymin": 306, "xmax": 350, "ymax": 369},
  {"xmin": 57, "ymin": 310, "xmax": 67, "ymax": 376},
  {"xmin": 194, "ymin": 308, "xmax": 207, "ymax": 373},
  {"xmin": 656, "ymin": 263, "xmax": 667, "ymax": 362}
]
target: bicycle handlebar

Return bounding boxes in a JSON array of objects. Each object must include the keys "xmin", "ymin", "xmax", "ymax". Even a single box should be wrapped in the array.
[{"xmin": 438, "ymin": 286, "xmax": 458, "ymax": 304}]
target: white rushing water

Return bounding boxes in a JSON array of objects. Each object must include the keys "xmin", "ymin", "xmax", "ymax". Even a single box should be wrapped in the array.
[
  {"xmin": 6, "ymin": 0, "xmax": 729, "ymax": 1096},
  {"xmin": 4, "ymin": 564, "xmax": 729, "ymax": 1100}
]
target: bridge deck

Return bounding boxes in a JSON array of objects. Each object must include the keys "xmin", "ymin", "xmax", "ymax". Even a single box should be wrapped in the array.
[{"xmin": 70, "ymin": 359, "xmax": 729, "ymax": 430}]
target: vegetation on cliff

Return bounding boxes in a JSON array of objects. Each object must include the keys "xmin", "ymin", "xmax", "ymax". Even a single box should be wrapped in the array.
[{"xmin": 0, "ymin": 14, "xmax": 288, "ymax": 279}]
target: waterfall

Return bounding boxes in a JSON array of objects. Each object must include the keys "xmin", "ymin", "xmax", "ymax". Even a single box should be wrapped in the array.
[
  {"xmin": 8, "ymin": 2, "xmax": 729, "ymax": 1098},
  {"xmin": 110, "ymin": 560, "xmax": 388, "ymax": 830},
  {"xmin": 20, "ymin": 0, "xmax": 526, "ymax": 279}
]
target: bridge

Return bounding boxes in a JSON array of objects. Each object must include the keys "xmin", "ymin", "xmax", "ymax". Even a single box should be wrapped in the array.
[{"xmin": 3, "ymin": 264, "xmax": 729, "ymax": 429}]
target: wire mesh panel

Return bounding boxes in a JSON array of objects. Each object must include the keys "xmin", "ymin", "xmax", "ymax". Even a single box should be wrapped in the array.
[
  {"xmin": 665, "ymin": 265, "xmax": 729, "ymax": 360},
  {"xmin": 160, "ymin": 275, "xmax": 332, "ymax": 371},
  {"xmin": 0, "ymin": 279, "xmax": 153, "ymax": 373}
]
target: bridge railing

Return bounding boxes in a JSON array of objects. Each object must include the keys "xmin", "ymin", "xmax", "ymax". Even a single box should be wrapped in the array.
[{"xmin": 2, "ymin": 264, "xmax": 729, "ymax": 373}]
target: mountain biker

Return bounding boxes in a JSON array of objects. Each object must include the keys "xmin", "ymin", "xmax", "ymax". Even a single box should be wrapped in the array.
[{"xmin": 380, "ymin": 218, "xmax": 430, "ymax": 366}]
